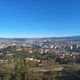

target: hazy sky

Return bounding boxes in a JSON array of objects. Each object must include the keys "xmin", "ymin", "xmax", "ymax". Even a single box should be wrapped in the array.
[{"xmin": 0, "ymin": 0, "xmax": 80, "ymax": 38}]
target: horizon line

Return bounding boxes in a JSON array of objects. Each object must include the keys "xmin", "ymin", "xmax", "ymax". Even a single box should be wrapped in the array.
[{"xmin": 0, "ymin": 35, "xmax": 80, "ymax": 38}]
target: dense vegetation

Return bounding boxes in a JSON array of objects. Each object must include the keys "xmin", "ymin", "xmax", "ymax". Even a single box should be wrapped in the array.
[{"xmin": 0, "ymin": 48, "xmax": 80, "ymax": 80}]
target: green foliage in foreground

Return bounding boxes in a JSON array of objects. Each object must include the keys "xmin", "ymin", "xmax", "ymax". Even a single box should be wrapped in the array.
[
  {"xmin": 0, "ymin": 58, "xmax": 80, "ymax": 80},
  {"xmin": 0, "ymin": 50, "xmax": 80, "ymax": 80}
]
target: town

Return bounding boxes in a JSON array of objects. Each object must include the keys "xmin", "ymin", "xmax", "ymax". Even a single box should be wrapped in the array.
[{"xmin": 0, "ymin": 37, "xmax": 80, "ymax": 80}]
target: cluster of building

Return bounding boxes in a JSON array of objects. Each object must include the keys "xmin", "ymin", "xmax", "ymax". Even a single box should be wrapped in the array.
[{"xmin": 0, "ymin": 39, "xmax": 80, "ymax": 58}]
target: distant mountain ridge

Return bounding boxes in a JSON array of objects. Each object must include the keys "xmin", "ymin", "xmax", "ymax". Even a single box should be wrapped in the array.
[{"xmin": 0, "ymin": 35, "xmax": 80, "ymax": 41}]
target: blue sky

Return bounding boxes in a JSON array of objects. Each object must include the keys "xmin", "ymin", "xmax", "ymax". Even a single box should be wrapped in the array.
[{"xmin": 0, "ymin": 0, "xmax": 80, "ymax": 38}]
